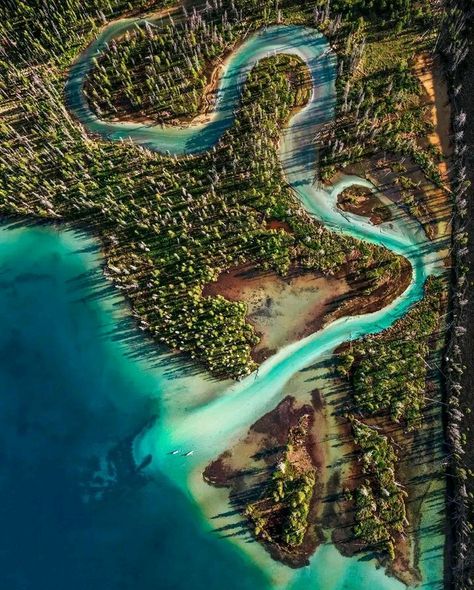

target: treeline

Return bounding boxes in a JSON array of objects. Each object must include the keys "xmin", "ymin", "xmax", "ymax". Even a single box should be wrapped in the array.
[
  {"xmin": 315, "ymin": 0, "xmax": 432, "ymax": 26},
  {"xmin": 350, "ymin": 417, "xmax": 407, "ymax": 560},
  {"xmin": 0, "ymin": 0, "xmax": 172, "ymax": 66},
  {"xmin": 437, "ymin": 2, "xmax": 474, "ymax": 589},
  {"xmin": 338, "ymin": 276, "xmax": 444, "ymax": 427},
  {"xmin": 337, "ymin": 277, "xmax": 444, "ymax": 567}
]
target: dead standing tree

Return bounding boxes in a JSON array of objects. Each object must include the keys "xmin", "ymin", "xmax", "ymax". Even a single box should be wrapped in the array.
[{"xmin": 438, "ymin": 2, "xmax": 474, "ymax": 589}]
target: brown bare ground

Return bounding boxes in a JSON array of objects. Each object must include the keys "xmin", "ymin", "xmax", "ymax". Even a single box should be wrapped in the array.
[
  {"xmin": 203, "ymin": 394, "xmax": 327, "ymax": 568},
  {"xmin": 203, "ymin": 255, "xmax": 412, "ymax": 364},
  {"xmin": 203, "ymin": 264, "xmax": 352, "ymax": 363},
  {"xmin": 414, "ymin": 53, "xmax": 453, "ymax": 174}
]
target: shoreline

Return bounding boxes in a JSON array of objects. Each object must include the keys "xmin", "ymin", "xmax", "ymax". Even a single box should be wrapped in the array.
[
  {"xmin": 203, "ymin": 257, "xmax": 412, "ymax": 366},
  {"xmin": 203, "ymin": 394, "xmax": 328, "ymax": 569}
]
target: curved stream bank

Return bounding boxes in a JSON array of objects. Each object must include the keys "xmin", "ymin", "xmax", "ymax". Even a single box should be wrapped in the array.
[{"xmin": 0, "ymin": 17, "xmax": 446, "ymax": 590}]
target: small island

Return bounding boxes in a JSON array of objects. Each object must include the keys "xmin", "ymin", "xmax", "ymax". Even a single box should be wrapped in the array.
[
  {"xmin": 337, "ymin": 185, "xmax": 392, "ymax": 225},
  {"xmin": 244, "ymin": 417, "xmax": 317, "ymax": 558},
  {"xmin": 204, "ymin": 395, "xmax": 325, "ymax": 568}
]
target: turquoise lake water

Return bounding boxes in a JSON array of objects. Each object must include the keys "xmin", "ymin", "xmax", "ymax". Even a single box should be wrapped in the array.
[
  {"xmin": 0, "ymin": 16, "xmax": 446, "ymax": 590},
  {"xmin": 0, "ymin": 224, "xmax": 270, "ymax": 590}
]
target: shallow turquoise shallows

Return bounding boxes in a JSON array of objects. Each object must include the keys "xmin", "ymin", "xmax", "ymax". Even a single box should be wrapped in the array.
[{"xmin": 0, "ymin": 16, "xmax": 445, "ymax": 590}]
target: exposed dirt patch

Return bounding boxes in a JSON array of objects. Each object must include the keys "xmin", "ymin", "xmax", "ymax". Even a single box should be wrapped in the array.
[
  {"xmin": 203, "ymin": 256, "xmax": 411, "ymax": 364},
  {"xmin": 203, "ymin": 263, "xmax": 352, "ymax": 363},
  {"xmin": 414, "ymin": 53, "xmax": 453, "ymax": 174},
  {"xmin": 203, "ymin": 394, "xmax": 328, "ymax": 568},
  {"xmin": 337, "ymin": 184, "xmax": 392, "ymax": 225},
  {"xmin": 328, "ymin": 256, "xmax": 412, "ymax": 325}
]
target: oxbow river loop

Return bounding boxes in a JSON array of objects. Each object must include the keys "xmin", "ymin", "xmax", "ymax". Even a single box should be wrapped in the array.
[{"xmin": 63, "ymin": 17, "xmax": 446, "ymax": 590}]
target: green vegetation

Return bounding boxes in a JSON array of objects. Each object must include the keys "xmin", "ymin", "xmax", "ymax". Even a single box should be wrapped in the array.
[
  {"xmin": 83, "ymin": 0, "xmax": 321, "ymax": 125},
  {"xmin": 0, "ymin": 1, "xmax": 445, "ymax": 382},
  {"xmin": 313, "ymin": 0, "xmax": 444, "ymax": 192},
  {"xmin": 0, "ymin": 0, "xmax": 173, "ymax": 67},
  {"xmin": 350, "ymin": 417, "xmax": 407, "ymax": 560},
  {"xmin": 338, "ymin": 276, "xmax": 444, "ymax": 426},
  {"xmin": 331, "ymin": 61, "xmax": 441, "ymax": 184},
  {"xmin": 245, "ymin": 418, "xmax": 316, "ymax": 549},
  {"xmin": 0, "ymin": 0, "xmax": 453, "ymax": 578},
  {"xmin": 86, "ymin": 11, "xmax": 245, "ymax": 122},
  {"xmin": 0, "ymin": 6, "xmax": 405, "ymax": 379},
  {"xmin": 326, "ymin": 0, "xmax": 432, "ymax": 24},
  {"xmin": 337, "ymin": 185, "xmax": 391, "ymax": 223}
]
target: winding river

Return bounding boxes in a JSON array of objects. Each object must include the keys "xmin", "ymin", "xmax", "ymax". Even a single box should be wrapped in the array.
[{"xmin": 37, "ymin": 15, "xmax": 448, "ymax": 590}]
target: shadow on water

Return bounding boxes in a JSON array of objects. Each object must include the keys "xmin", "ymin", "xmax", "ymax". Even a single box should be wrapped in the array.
[
  {"xmin": 5, "ymin": 12, "xmax": 447, "ymax": 590},
  {"xmin": 1, "ymin": 218, "xmax": 223, "ymax": 387},
  {"xmin": 0, "ymin": 220, "xmax": 271, "ymax": 590}
]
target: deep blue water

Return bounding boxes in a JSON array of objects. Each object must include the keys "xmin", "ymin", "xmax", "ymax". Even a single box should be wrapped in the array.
[{"xmin": 0, "ymin": 223, "xmax": 268, "ymax": 590}]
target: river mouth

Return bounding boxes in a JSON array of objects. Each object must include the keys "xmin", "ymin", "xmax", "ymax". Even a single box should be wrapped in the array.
[
  {"xmin": 0, "ymin": 12, "xmax": 447, "ymax": 590},
  {"xmin": 0, "ymin": 218, "xmax": 445, "ymax": 588}
]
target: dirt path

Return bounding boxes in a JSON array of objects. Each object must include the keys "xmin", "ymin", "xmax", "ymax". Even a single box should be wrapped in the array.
[{"xmin": 414, "ymin": 53, "xmax": 453, "ymax": 178}]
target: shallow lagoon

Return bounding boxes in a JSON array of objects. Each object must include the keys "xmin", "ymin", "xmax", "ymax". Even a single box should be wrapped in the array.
[{"xmin": 0, "ymin": 223, "xmax": 445, "ymax": 590}]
